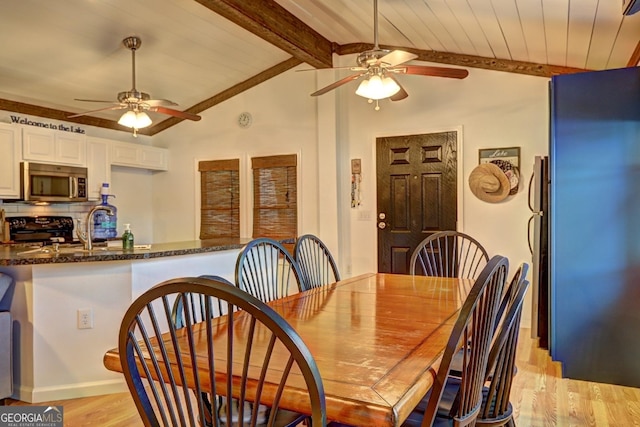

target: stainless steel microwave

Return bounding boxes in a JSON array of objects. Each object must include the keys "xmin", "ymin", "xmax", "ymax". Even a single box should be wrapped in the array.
[{"xmin": 20, "ymin": 162, "xmax": 88, "ymax": 203}]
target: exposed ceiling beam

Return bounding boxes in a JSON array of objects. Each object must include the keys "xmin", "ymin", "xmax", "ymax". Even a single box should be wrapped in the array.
[
  {"xmin": 193, "ymin": 0, "xmax": 333, "ymax": 69},
  {"xmin": 0, "ymin": 99, "xmax": 136, "ymax": 134},
  {"xmin": 149, "ymin": 57, "xmax": 302, "ymax": 135},
  {"xmin": 337, "ymin": 44, "xmax": 590, "ymax": 78},
  {"xmin": 628, "ymin": 40, "xmax": 640, "ymax": 67}
]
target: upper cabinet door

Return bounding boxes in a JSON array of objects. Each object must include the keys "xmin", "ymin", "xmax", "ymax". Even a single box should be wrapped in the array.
[
  {"xmin": 56, "ymin": 132, "xmax": 87, "ymax": 165},
  {"xmin": 139, "ymin": 146, "xmax": 168, "ymax": 170},
  {"xmin": 22, "ymin": 126, "xmax": 86, "ymax": 166},
  {"xmin": 86, "ymin": 137, "xmax": 112, "ymax": 201},
  {"xmin": 0, "ymin": 123, "xmax": 21, "ymax": 198},
  {"xmin": 111, "ymin": 141, "xmax": 168, "ymax": 171}
]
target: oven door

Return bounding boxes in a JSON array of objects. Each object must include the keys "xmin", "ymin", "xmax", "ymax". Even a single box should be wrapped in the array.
[{"xmin": 20, "ymin": 162, "xmax": 88, "ymax": 203}]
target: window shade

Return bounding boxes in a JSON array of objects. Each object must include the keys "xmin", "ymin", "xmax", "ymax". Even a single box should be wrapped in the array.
[
  {"xmin": 252, "ymin": 154, "xmax": 297, "ymax": 239},
  {"xmin": 199, "ymin": 159, "xmax": 239, "ymax": 239}
]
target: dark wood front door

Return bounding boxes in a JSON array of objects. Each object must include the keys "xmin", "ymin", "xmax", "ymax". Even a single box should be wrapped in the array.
[{"xmin": 376, "ymin": 131, "xmax": 458, "ymax": 273}]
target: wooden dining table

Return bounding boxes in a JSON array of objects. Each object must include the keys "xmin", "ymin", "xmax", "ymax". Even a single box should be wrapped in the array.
[{"xmin": 103, "ymin": 272, "xmax": 472, "ymax": 426}]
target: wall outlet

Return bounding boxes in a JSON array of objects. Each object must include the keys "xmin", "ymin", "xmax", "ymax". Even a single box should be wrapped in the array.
[{"xmin": 77, "ymin": 308, "xmax": 93, "ymax": 329}]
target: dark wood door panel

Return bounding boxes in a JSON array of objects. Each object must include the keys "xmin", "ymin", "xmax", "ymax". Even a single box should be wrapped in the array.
[
  {"xmin": 377, "ymin": 131, "xmax": 458, "ymax": 273},
  {"xmin": 390, "ymin": 174, "xmax": 410, "ymax": 231},
  {"xmin": 421, "ymin": 173, "xmax": 442, "ymax": 231},
  {"xmin": 391, "ymin": 246, "xmax": 411, "ymax": 274}
]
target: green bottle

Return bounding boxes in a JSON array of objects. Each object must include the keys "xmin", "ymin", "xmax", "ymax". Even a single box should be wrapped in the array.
[{"xmin": 122, "ymin": 223, "xmax": 134, "ymax": 250}]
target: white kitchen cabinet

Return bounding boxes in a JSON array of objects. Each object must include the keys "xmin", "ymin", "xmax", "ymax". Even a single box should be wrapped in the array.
[
  {"xmin": 86, "ymin": 137, "xmax": 112, "ymax": 201},
  {"xmin": 22, "ymin": 126, "xmax": 86, "ymax": 166},
  {"xmin": 0, "ymin": 123, "xmax": 21, "ymax": 199},
  {"xmin": 111, "ymin": 141, "xmax": 168, "ymax": 171}
]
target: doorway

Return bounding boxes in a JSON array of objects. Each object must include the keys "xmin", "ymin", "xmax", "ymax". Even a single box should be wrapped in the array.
[{"xmin": 376, "ymin": 131, "xmax": 458, "ymax": 273}]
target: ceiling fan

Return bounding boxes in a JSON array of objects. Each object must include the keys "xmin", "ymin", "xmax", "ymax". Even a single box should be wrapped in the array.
[
  {"xmin": 309, "ymin": 0, "xmax": 469, "ymax": 110},
  {"xmin": 69, "ymin": 36, "xmax": 201, "ymax": 135}
]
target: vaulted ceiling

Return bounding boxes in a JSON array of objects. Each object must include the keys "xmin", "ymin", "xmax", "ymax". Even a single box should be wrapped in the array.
[{"xmin": 1, "ymin": 0, "xmax": 638, "ymax": 136}]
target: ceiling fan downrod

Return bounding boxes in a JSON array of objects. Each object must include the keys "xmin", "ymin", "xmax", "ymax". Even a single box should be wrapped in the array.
[
  {"xmin": 373, "ymin": 0, "xmax": 380, "ymax": 50},
  {"xmin": 123, "ymin": 36, "xmax": 141, "ymax": 91},
  {"xmin": 118, "ymin": 36, "xmax": 151, "ymax": 104}
]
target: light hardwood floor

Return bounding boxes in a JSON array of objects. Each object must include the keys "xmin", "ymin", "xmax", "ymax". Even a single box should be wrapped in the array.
[{"xmin": 6, "ymin": 328, "xmax": 640, "ymax": 426}]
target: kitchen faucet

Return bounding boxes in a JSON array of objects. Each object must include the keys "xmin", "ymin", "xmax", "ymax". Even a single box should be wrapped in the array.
[{"xmin": 76, "ymin": 206, "xmax": 115, "ymax": 251}]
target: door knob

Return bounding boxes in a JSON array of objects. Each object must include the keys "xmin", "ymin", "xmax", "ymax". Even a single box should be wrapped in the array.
[{"xmin": 378, "ymin": 222, "xmax": 386, "ymax": 229}]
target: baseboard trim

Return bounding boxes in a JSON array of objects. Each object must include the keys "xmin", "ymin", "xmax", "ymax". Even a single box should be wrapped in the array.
[{"xmin": 14, "ymin": 379, "xmax": 128, "ymax": 403}]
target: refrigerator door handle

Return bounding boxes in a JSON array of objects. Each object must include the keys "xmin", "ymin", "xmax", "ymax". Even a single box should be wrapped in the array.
[
  {"xmin": 528, "ymin": 214, "xmax": 535, "ymax": 255},
  {"xmin": 528, "ymin": 171, "xmax": 535, "ymax": 212}
]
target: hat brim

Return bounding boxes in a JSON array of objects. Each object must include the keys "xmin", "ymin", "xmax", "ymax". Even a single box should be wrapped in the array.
[{"xmin": 468, "ymin": 163, "xmax": 511, "ymax": 203}]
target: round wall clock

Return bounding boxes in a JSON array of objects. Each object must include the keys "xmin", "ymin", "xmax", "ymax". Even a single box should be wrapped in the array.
[{"xmin": 238, "ymin": 112, "xmax": 252, "ymax": 128}]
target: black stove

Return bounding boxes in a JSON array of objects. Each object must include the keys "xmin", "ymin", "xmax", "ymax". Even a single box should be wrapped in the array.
[{"xmin": 8, "ymin": 216, "xmax": 75, "ymax": 243}]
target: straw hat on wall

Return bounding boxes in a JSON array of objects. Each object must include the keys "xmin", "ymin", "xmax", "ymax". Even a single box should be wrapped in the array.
[
  {"xmin": 468, "ymin": 163, "xmax": 511, "ymax": 203},
  {"xmin": 490, "ymin": 159, "xmax": 520, "ymax": 195}
]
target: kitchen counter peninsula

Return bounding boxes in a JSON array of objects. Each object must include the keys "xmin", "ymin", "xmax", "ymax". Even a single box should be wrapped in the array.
[
  {"xmin": 0, "ymin": 238, "xmax": 253, "ymax": 266},
  {"xmin": 0, "ymin": 237, "xmax": 257, "ymax": 403}
]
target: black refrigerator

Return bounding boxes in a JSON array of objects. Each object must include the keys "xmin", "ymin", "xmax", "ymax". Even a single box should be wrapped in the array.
[
  {"xmin": 549, "ymin": 66, "xmax": 640, "ymax": 387},
  {"xmin": 528, "ymin": 155, "xmax": 549, "ymax": 349}
]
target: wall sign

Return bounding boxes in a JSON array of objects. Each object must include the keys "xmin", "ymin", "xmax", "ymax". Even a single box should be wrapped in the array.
[
  {"xmin": 8, "ymin": 115, "xmax": 86, "ymax": 134},
  {"xmin": 478, "ymin": 146, "xmax": 520, "ymax": 168},
  {"xmin": 478, "ymin": 146, "xmax": 520, "ymax": 195}
]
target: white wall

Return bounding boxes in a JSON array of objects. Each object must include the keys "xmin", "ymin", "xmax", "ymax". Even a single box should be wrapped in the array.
[
  {"xmin": 2, "ymin": 59, "xmax": 550, "ymax": 317},
  {"xmin": 333, "ymin": 56, "xmax": 549, "ymax": 277},
  {"xmin": 152, "ymin": 58, "xmax": 549, "ymax": 275},
  {"xmin": 2, "ymin": 61, "xmax": 550, "ymax": 279},
  {"xmin": 152, "ymin": 66, "xmax": 320, "ymax": 243},
  {"xmin": 110, "ymin": 166, "xmax": 154, "ymax": 244},
  {"xmin": 153, "ymin": 57, "xmax": 549, "ymax": 325}
]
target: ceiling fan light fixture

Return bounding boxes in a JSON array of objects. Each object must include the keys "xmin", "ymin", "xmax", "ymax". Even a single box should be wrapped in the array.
[
  {"xmin": 118, "ymin": 110, "xmax": 152, "ymax": 129},
  {"xmin": 134, "ymin": 111, "xmax": 152, "ymax": 128},
  {"xmin": 117, "ymin": 110, "xmax": 137, "ymax": 127},
  {"xmin": 355, "ymin": 74, "xmax": 401, "ymax": 100}
]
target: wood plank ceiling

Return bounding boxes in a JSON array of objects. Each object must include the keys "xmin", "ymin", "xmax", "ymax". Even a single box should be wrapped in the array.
[{"xmin": 0, "ymin": 0, "xmax": 638, "ymax": 136}]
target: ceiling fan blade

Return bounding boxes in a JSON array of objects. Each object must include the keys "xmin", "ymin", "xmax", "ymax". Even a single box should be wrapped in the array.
[
  {"xmin": 144, "ymin": 99, "xmax": 179, "ymax": 107},
  {"xmin": 68, "ymin": 105, "xmax": 125, "ymax": 118},
  {"xmin": 379, "ymin": 50, "xmax": 418, "ymax": 67},
  {"xmin": 395, "ymin": 65, "xmax": 469, "ymax": 79},
  {"xmin": 388, "ymin": 76, "xmax": 408, "ymax": 101},
  {"xmin": 311, "ymin": 73, "xmax": 366, "ymax": 97},
  {"xmin": 297, "ymin": 66, "xmax": 367, "ymax": 72},
  {"xmin": 74, "ymin": 98, "xmax": 120, "ymax": 104},
  {"xmin": 150, "ymin": 106, "xmax": 201, "ymax": 121}
]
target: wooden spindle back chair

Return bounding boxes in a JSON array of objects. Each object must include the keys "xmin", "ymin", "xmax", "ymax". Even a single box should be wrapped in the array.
[
  {"xmin": 119, "ymin": 276, "xmax": 326, "ymax": 427},
  {"xmin": 294, "ymin": 234, "xmax": 340, "ymax": 289},
  {"xmin": 410, "ymin": 231, "xmax": 489, "ymax": 280}
]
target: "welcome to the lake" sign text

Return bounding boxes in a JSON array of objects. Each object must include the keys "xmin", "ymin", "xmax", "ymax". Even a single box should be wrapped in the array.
[{"xmin": 9, "ymin": 115, "xmax": 86, "ymax": 134}]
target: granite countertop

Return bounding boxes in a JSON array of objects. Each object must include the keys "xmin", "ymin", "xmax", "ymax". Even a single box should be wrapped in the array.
[{"xmin": 0, "ymin": 238, "xmax": 253, "ymax": 266}]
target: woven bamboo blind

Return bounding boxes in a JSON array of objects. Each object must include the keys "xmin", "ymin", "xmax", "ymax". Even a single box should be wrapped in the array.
[
  {"xmin": 199, "ymin": 159, "xmax": 239, "ymax": 239},
  {"xmin": 252, "ymin": 154, "xmax": 297, "ymax": 239}
]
